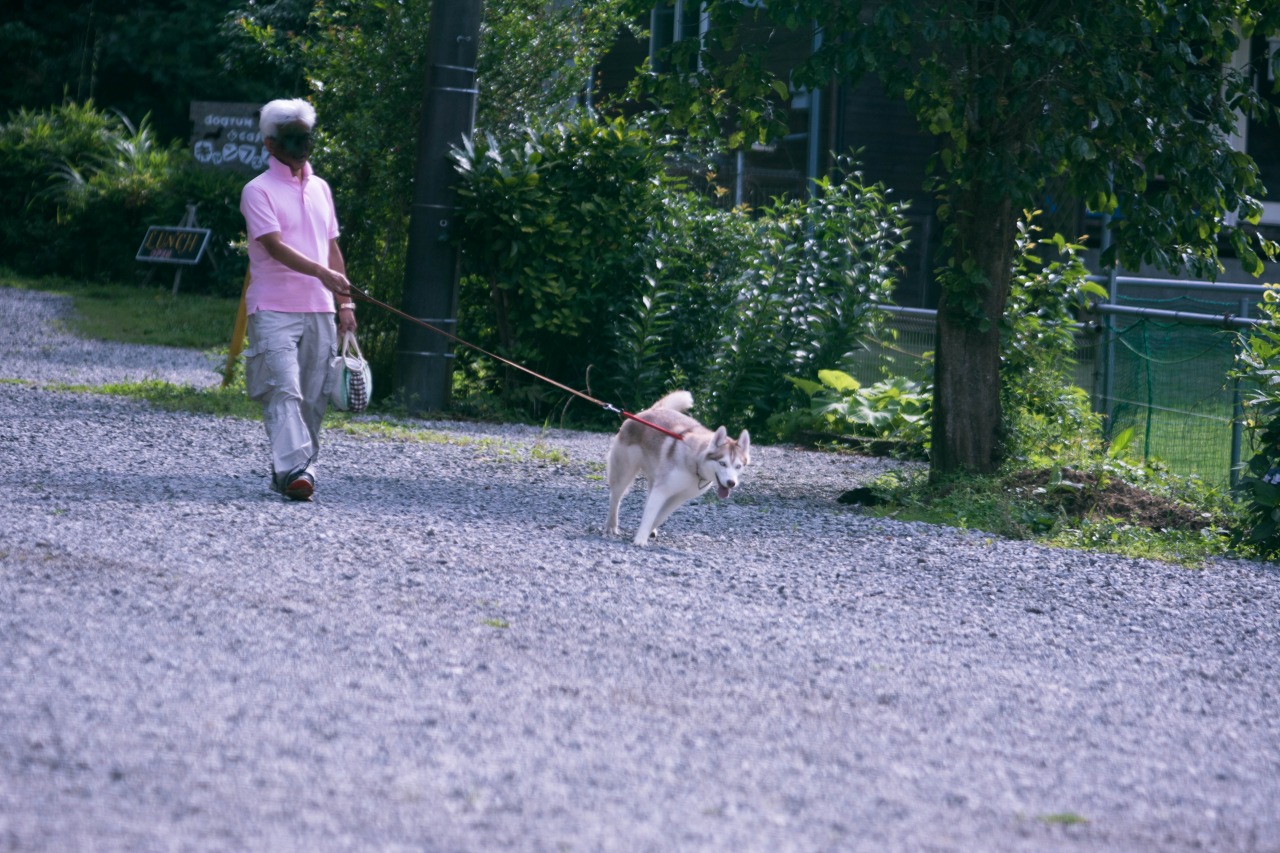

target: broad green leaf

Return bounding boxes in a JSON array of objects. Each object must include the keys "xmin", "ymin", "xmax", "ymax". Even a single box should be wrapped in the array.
[
  {"xmin": 786, "ymin": 375, "xmax": 825, "ymax": 396},
  {"xmin": 818, "ymin": 369, "xmax": 860, "ymax": 392}
]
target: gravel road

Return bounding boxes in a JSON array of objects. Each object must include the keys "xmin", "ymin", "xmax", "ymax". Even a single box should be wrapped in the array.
[{"xmin": 2, "ymin": 286, "xmax": 1278, "ymax": 852}]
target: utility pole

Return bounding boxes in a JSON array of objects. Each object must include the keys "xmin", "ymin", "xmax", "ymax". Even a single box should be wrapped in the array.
[{"xmin": 395, "ymin": 0, "xmax": 482, "ymax": 412}]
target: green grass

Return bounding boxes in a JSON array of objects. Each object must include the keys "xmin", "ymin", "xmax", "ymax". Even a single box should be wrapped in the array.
[
  {"xmin": 332, "ymin": 418, "xmax": 574, "ymax": 465},
  {"xmin": 1038, "ymin": 812, "xmax": 1089, "ymax": 826},
  {"xmin": 37, "ymin": 377, "xmax": 577, "ymax": 468},
  {"xmin": 1, "ymin": 270, "xmax": 241, "ymax": 351},
  {"xmin": 87, "ymin": 379, "xmax": 261, "ymax": 418},
  {"xmin": 857, "ymin": 465, "xmax": 1244, "ymax": 566},
  {"xmin": 1111, "ymin": 399, "xmax": 1239, "ymax": 484}
]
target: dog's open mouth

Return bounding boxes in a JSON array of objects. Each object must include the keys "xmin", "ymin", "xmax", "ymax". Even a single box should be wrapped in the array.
[{"xmin": 717, "ymin": 485, "xmax": 732, "ymax": 499}]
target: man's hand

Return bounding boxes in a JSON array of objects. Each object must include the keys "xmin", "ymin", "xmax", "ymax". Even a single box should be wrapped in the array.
[
  {"xmin": 316, "ymin": 266, "xmax": 352, "ymax": 298},
  {"xmin": 1263, "ymin": 465, "xmax": 1280, "ymax": 486},
  {"xmin": 337, "ymin": 304, "xmax": 357, "ymax": 335},
  {"xmin": 256, "ymin": 232, "xmax": 351, "ymax": 296}
]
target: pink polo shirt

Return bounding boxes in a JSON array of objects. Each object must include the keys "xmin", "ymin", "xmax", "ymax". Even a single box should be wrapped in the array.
[{"xmin": 240, "ymin": 156, "xmax": 341, "ymax": 315}]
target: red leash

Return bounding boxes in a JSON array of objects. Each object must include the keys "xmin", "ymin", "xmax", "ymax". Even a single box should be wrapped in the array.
[{"xmin": 347, "ymin": 285, "xmax": 686, "ymax": 441}]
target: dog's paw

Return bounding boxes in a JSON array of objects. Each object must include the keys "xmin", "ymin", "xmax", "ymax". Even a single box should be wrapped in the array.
[{"xmin": 631, "ymin": 530, "xmax": 653, "ymax": 546}]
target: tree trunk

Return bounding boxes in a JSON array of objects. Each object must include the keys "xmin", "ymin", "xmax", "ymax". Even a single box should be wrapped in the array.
[{"xmin": 930, "ymin": 190, "xmax": 1018, "ymax": 479}]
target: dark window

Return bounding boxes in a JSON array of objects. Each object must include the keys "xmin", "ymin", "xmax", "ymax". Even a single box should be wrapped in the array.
[
  {"xmin": 649, "ymin": 1, "xmax": 704, "ymax": 73},
  {"xmin": 1248, "ymin": 36, "xmax": 1280, "ymax": 204}
]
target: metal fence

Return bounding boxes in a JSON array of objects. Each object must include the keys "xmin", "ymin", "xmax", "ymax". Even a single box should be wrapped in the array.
[{"xmin": 856, "ymin": 276, "xmax": 1272, "ymax": 487}]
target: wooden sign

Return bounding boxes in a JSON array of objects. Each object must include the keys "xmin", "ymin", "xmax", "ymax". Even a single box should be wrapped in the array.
[
  {"xmin": 135, "ymin": 226, "xmax": 211, "ymax": 265},
  {"xmin": 189, "ymin": 101, "xmax": 269, "ymax": 175}
]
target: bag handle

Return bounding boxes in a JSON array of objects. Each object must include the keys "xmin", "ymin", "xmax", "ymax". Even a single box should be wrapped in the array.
[{"xmin": 340, "ymin": 329, "xmax": 364, "ymax": 362}]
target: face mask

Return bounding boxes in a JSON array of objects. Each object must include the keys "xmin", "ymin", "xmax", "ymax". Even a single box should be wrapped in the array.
[{"xmin": 277, "ymin": 130, "xmax": 314, "ymax": 160}]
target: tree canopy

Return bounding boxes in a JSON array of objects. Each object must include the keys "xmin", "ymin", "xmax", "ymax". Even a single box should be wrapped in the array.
[
  {"xmin": 0, "ymin": 0, "xmax": 282, "ymax": 141},
  {"xmin": 630, "ymin": 0, "xmax": 1280, "ymax": 474}
]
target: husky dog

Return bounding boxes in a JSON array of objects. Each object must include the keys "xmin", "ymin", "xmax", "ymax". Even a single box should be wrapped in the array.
[{"xmin": 605, "ymin": 391, "xmax": 750, "ymax": 546}]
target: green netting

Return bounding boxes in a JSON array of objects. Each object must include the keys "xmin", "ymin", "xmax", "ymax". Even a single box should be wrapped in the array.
[
  {"xmin": 849, "ymin": 313, "xmax": 934, "ymax": 387},
  {"xmin": 1094, "ymin": 290, "xmax": 1249, "ymax": 487},
  {"xmin": 852, "ymin": 295, "xmax": 1252, "ymax": 487},
  {"xmin": 1096, "ymin": 318, "xmax": 1238, "ymax": 486}
]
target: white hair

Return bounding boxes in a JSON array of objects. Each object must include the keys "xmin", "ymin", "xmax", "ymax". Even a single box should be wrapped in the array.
[{"xmin": 258, "ymin": 98, "xmax": 316, "ymax": 139}]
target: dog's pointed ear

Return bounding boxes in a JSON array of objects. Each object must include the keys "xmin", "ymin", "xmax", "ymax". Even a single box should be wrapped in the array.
[
  {"xmin": 738, "ymin": 430, "xmax": 750, "ymax": 455},
  {"xmin": 712, "ymin": 425, "xmax": 728, "ymax": 445}
]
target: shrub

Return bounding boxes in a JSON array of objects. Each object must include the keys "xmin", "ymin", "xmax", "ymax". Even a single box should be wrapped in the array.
[
  {"xmin": 613, "ymin": 189, "xmax": 755, "ymax": 412},
  {"xmin": 774, "ymin": 211, "xmax": 1105, "ymax": 462},
  {"xmin": 772, "ymin": 369, "xmax": 930, "ymax": 455},
  {"xmin": 0, "ymin": 102, "xmax": 246, "ymax": 294},
  {"xmin": 452, "ymin": 115, "xmax": 677, "ymax": 419},
  {"xmin": 0, "ymin": 102, "xmax": 119, "ymax": 273},
  {"xmin": 1230, "ymin": 286, "xmax": 1280, "ymax": 557},
  {"xmin": 999, "ymin": 216, "xmax": 1108, "ymax": 467},
  {"xmin": 700, "ymin": 162, "xmax": 911, "ymax": 432},
  {"xmin": 453, "ymin": 127, "xmax": 913, "ymax": 430}
]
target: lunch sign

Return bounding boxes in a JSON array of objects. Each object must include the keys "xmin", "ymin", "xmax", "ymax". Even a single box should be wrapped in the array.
[{"xmin": 135, "ymin": 225, "xmax": 211, "ymax": 265}]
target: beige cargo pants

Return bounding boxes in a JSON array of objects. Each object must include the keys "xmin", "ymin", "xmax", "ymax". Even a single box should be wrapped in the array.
[{"xmin": 244, "ymin": 310, "xmax": 337, "ymax": 488}]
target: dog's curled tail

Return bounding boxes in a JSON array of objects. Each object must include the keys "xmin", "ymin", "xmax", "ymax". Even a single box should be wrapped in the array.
[{"xmin": 651, "ymin": 390, "xmax": 694, "ymax": 412}]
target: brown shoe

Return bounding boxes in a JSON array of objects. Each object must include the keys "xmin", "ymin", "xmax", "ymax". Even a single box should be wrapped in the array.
[{"xmin": 284, "ymin": 471, "xmax": 315, "ymax": 501}]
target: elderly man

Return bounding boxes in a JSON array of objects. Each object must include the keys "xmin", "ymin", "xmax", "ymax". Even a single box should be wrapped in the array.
[{"xmin": 240, "ymin": 98, "xmax": 357, "ymax": 501}]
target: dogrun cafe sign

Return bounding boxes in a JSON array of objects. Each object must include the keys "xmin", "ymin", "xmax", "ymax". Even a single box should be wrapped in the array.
[{"xmin": 189, "ymin": 101, "xmax": 269, "ymax": 175}]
